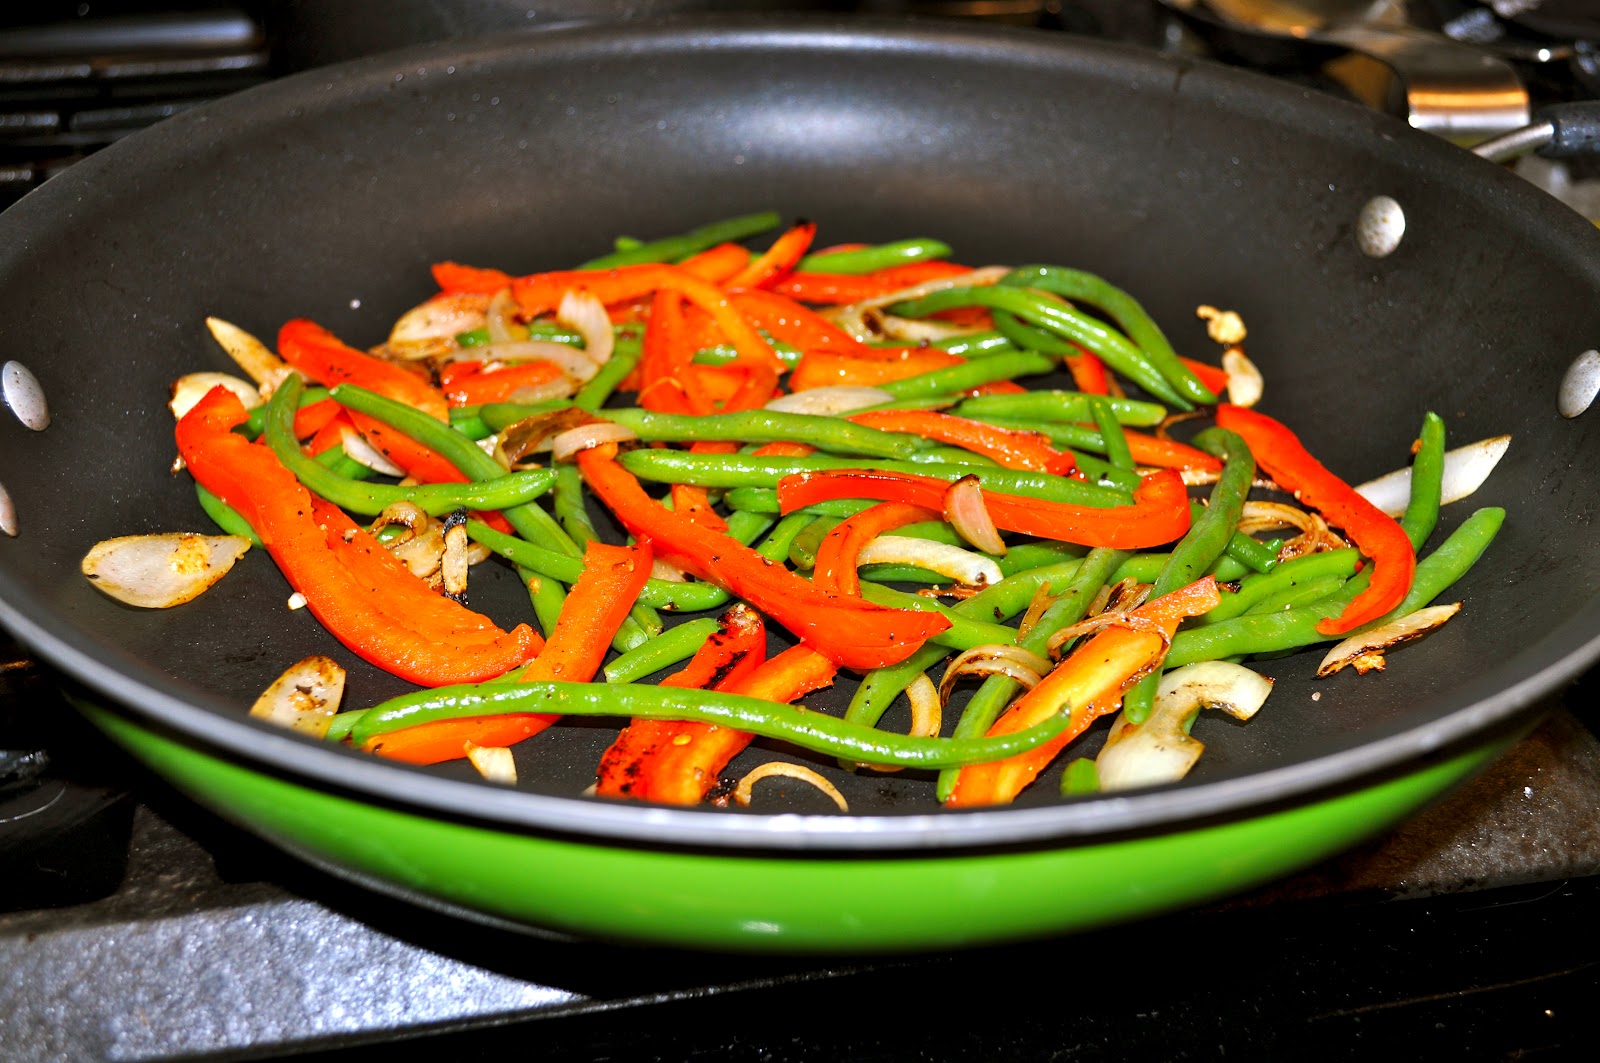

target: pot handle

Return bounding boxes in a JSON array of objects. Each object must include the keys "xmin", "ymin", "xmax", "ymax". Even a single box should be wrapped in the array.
[{"xmin": 1472, "ymin": 102, "xmax": 1600, "ymax": 163}]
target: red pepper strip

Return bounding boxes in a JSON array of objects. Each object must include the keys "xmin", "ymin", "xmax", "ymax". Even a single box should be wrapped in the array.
[
  {"xmin": 594, "ymin": 604, "xmax": 768, "ymax": 799},
  {"xmin": 577, "ymin": 444, "xmax": 950, "ymax": 670},
  {"xmin": 277, "ymin": 319, "xmax": 466, "ymax": 485},
  {"xmin": 631, "ymin": 645, "xmax": 838, "ymax": 806},
  {"xmin": 787, "ymin": 348, "xmax": 964, "ymax": 392},
  {"xmin": 1064, "ymin": 348, "xmax": 1110, "ymax": 395},
  {"xmin": 292, "ymin": 397, "xmax": 341, "ymax": 440},
  {"xmin": 440, "ymin": 361, "xmax": 568, "ymax": 407},
  {"xmin": 717, "ymin": 361, "xmax": 780, "ymax": 412},
  {"xmin": 724, "ymin": 221, "xmax": 816, "ymax": 291},
  {"xmin": 769, "ymin": 261, "xmax": 975, "ymax": 304},
  {"xmin": 729, "ymin": 289, "xmax": 866, "ymax": 354},
  {"xmin": 751, "ymin": 441, "xmax": 816, "ymax": 458},
  {"xmin": 678, "ymin": 242, "xmax": 752, "ymax": 283},
  {"xmin": 363, "ymin": 540, "xmax": 653, "ymax": 764},
  {"xmin": 964, "ymin": 380, "xmax": 1028, "ymax": 397},
  {"xmin": 778, "ymin": 467, "xmax": 1191, "ymax": 550},
  {"xmin": 1122, "ymin": 429, "xmax": 1223, "ymax": 472},
  {"xmin": 1180, "ymin": 356, "xmax": 1230, "ymax": 396},
  {"xmin": 432, "ymin": 261, "xmax": 514, "ymax": 295},
  {"xmin": 672, "ymin": 441, "xmax": 735, "ymax": 531},
  {"xmin": 511, "ymin": 264, "xmax": 782, "ymax": 373},
  {"xmin": 1216, "ymin": 404, "xmax": 1416, "ymax": 635},
  {"xmin": 947, "ymin": 576, "xmax": 1221, "ymax": 806},
  {"xmin": 929, "ymin": 306, "xmax": 994, "ymax": 330},
  {"xmin": 846, "ymin": 409, "xmax": 1077, "ymax": 475},
  {"xmin": 638, "ymin": 290, "xmax": 715, "ymax": 414},
  {"xmin": 634, "ymin": 377, "xmax": 698, "ymax": 415},
  {"xmin": 813, "ymin": 502, "xmax": 941, "ymax": 597},
  {"xmin": 305, "ymin": 409, "xmax": 355, "ymax": 457},
  {"xmin": 176, "ymin": 387, "xmax": 540, "ymax": 687}
]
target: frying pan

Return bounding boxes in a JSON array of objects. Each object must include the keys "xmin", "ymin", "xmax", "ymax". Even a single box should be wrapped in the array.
[{"xmin": 2, "ymin": 15, "xmax": 1598, "ymax": 952}]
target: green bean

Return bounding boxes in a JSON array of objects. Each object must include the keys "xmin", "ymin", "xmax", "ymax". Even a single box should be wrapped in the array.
[
  {"xmin": 1401, "ymin": 411, "xmax": 1446, "ymax": 550},
  {"xmin": 520, "ymin": 565, "xmax": 567, "ymax": 640},
  {"xmin": 616, "ymin": 451, "xmax": 1130, "ymax": 507},
  {"xmin": 1159, "ymin": 428, "xmax": 1255, "ymax": 595},
  {"xmin": 722, "ymin": 487, "xmax": 872, "ymax": 518},
  {"xmin": 457, "ymin": 322, "xmax": 586, "ymax": 349},
  {"xmin": 788, "ymin": 515, "xmax": 844, "ymax": 569},
  {"xmin": 692, "ymin": 340, "xmax": 804, "ymax": 369},
  {"xmin": 1199, "ymin": 549, "xmax": 1361, "ymax": 624},
  {"xmin": 545, "ymin": 462, "xmax": 656, "ymax": 649},
  {"xmin": 724, "ymin": 509, "xmax": 775, "ymax": 547},
  {"xmin": 1000, "ymin": 266, "xmax": 1217, "ymax": 407},
  {"xmin": 1112, "ymin": 550, "xmax": 1257, "ymax": 586},
  {"xmin": 603, "ymin": 618, "xmax": 722, "ymax": 683},
  {"xmin": 1164, "ymin": 507, "xmax": 1504, "ymax": 667},
  {"xmin": 574, "ymin": 343, "xmax": 642, "ymax": 412},
  {"xmin": 858, "ymin": 583, "xmax": 1021, "ymax": 650},
  {"xmin": 451, "ymin": 415, "xmax": 493, "ymax": 441},
  {"xmin": 468, "ymin": 519, "xmax": 729, "ymax": 612},
  {"xmin": 1240, "ymin": 572, "xmax": 1351, "ymax": 616},
  {"xmin": 1069, "ymin": 451, "xmax": 1144, "ymax": 492},
  {"xmin": 350, "ymin": 680, "xmax": 1077, "ymax": 770},
  {"xmin": 797, "ymin": 238, "xmax": 952, "ymax": 274},
  {"xmin": 890, "ymin": 286, "xmax": 1190, "ymax": 409},
  {"xmin": 331, "ymin": 384, "xmax": 581, "ymax": 557},
  {"xmin": 756, "ymin": 511, "xmax": 816, "ymax": 562},
  {"xmin": 856, "ymin": 565, "xmax": 947, "ymax": 584},
  {"xmin": 195, "ymin": 485, "xmax": 261, "ymax": 546},
  {"xmin": 1061, "ymin": 758, "xmax": 1100, "ymax": 796},
  {"xmin": 1088, "ymin": 396, "xmax": 1134, "ymax": 471},
  {"xmin": 477, "ymin": 399, "xmax": 580, "ymax": 431},
  {"xmin": 324, "ymin": 710, "xmax": 367, "ymax": 743},
  {"xmin": 612, "ymin": 236, "xmax": 645, "ymax": 253},
  {"xmin": 601, "ymin": 407, "xmax": 931, "ymax": 459},
  {"xmin": 579, "ymin": 211, "xmax": 780, "ymax": 269},
  {"xmin": 936, "ymin": 547, "xmax": 1126, "ymax": 800},
  {"xmin": 954, "ymin": 390, "xmax": 1168, "ymax": 428},
  {"xmin": 1219, "ymin": 528, "xmax": 1281, "ymax": 574},
  {"xmin": 904, "ymin": 446, "xmax": 1000, "ymax": 468},
  {"xmin": 876, "ymin": 351, "xmax": 1055, "ymax": 399},
  {"xmin": 926, "ymin": 331, "xmax": 1020, "ymax": 357},
  {"xmin": 265, "ymin": 377, "xmax": 557, "ymax": 516},
  {"xmin": 240, "ymin": 384, "xmax": 330, "ymax": 439}
]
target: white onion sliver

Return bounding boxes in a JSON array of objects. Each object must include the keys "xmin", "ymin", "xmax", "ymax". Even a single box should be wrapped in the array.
[
  {"xmin": 938, "ymin": 644, "xmax": 1050, "ymax": 706},
  {"xmin": 826, "ymin": 265, "xmax": 1010, "ymax": 341},
  {"xmin": 465, "ymin": 742, "xmax": 519, "ymax": 784},
  {"xmin": 734, "ymin": 763, "xmax": 849, "ymax": 812},
  {"xmin": 764, "ymin": 386, "xmax": 895, "ymax": 415},
  {"xmin": 557, "ymin": 290, "xmax": 615, "ymax": 366},
  {"xmin": 249, "ymin": 655, "xmax": 345, "ymax": 738},
  {"xmin": 551, "ymin": 422, "xmax": 638, "ymax": 462},
  {"xmin": 651, "ymin": 558, "xmax": 690, "ymax": 583},
  {"xmin": 338, "ymin": 426, "xmax": 407, "ymax": 477},
  {"xmin": 904, "ymin": 674, "xmax": 943, "ymax": 738},
  {"xmin": 170, "ymin": 372, "xmax": 260, "ymax": 420},
  {"xmin": 81, "ymin": 532, "xmax": 251, "ymax": 609},
  {"xmin": 943, "ymin": 475, "xmax": 1007, "ymax": 556},
  {"xmin": 1155, "ymin": 661, "xmax": 1274, "ymax": 722},
  {"xmin": 469, "ymin": 340, "xmax": 598, "ymax": 382},
  {"xmin": 387, "ymin": 293, "xmax": 489, "ymax": 352},
  {"xmin": 485, "ymin": 288, "xmax": 521, "ymax": 344},
  {"xmin": 856, "ymin": 535, "xmax": 1003, "ymax": 587},
  {"xmin": 1317, "ymin": 603, "xmax": 1461, "ymax": 677},
  {"xmin": 205, "ymin": 317, "xmax": 289, "ymax": 385},
  {"xmin": 1097, "ymin": 661, "xmax": 1273, "ymax": 791},
  {"xmin": 1221, "ymin": 346, "xmax": 1263, "ymax": 407},
  {"xmin": 1354, "ymin": 435, "xmax": 1511, "ymax": 518}
]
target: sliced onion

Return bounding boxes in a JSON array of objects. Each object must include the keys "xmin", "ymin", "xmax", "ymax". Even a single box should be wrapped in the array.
[
  {"xmin": 81, "ymin": 532, "xmax": 251, "ymax": 608},
  {"xmin": 863, "ymin": 308, "xmax": 985, "ymax": 343},
  {"xmin": 338, "ymin": 426, "xmax": 407, "ymax": 477},
  {"xmin": 1096, "ymin": 661, "xmax": 1273, "ymax": 791},
  {"xmin": 441, "ymin": 521, "xmax": 470, "ymax": 598},
  {"xmin": 170, "ymin": 372, "xmax": 260, "ymax": 420},
  {"xmin": 905, "ymin": 673, "xmax": 943, "ymax": 738},
  {"xmin": 485, "ymin": 287, "xmax": 523, "ymax": 344},
  {"xmin": 943, "ymin": 475, "xmax": 1007, "ymax": 556},
  {"xmin": 937, "ymin": 644, "xmax": 1051, "ymax": 706},
  {"xmin": 454, "ymin": 340, "xmax": 598, "ymax": 383},
  {"xmin": 1236, "ymin": 500, "xmax": 1317, "ymax": 537},
  {"xmin": 1355, "ymin": 435, "xmax": 1511, "ymax": 518},
  {"xmin": 1014, "ymin": 580, "xmax": 1060, "ymax": 644},
  {"xmin": 1317, "ymin": 603, "xmax": 1461, "ymax": 677},
  {"xmin": 1046, "ymin": 607, "xmax": 1165, "ymax": 661},
  {"xmin": 248, "ymin": 655, "xmax": 345, "ymax": 738},
  {"xmin": 856, "ymin": 535, "xmax": 1003, "ymax": 587},
  {"xmin": 464, "ymin": 741, "xmax": 518, "ymax": 784},
  {"xmin": 1195, "ymin": 305, "xmax": 1247, "ymax": 346},
  {"xmin": 734, "ymin": 762, "xmax": 849, "ymax": 812},
  {"xmin": 387, "ymin": 292, "xmax": 489, "ymax": 358},
  {"xmin": 1221, "ymin": 345, "xmax": 1263, "ymax": 407},
  {"xmin": 651, "ymin": 558, "xmax": 690, "ymax": 583},
  {"xmin": 557, "ymin": 290, "xmax": 615, "ymax": 366},
  {"xmin": 498, "ymin": 408, "xmax": 597, "ymax": 464},
  {"xmin": 825, "ymin": 265, "xmax": 1010, "ymax": 341},
  {"xmin": 551, "ymin": 421, "xmax": 639, "ymax": 462},
  {"xmin": 764, "ymin": 386, "xmax": 895, "ymax": 415},
  {"xmin": 205, "ymin": 317, "xmax": 290, "ymax": 386}
]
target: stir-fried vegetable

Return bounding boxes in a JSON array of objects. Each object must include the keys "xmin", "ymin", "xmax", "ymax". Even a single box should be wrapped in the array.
[{"xmin": 106, "ymin": 213, "xmax": 1509, "ymax": 808}]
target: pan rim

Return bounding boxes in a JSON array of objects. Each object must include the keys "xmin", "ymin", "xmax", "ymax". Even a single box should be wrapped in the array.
[{"xmin": 2, "ymin": 13, "xmax": 1597, "ymax": 853}]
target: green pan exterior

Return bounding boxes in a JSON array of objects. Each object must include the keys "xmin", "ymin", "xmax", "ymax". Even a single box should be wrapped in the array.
[{"xmin": 85, "ymin": 704, "xmax": 1500, "ymax": 953}]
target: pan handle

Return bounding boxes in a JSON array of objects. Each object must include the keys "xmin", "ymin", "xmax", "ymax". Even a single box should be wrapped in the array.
[{"xmin": 1472, "ymin": 102, "xmax": 1600, "ymax": 163}]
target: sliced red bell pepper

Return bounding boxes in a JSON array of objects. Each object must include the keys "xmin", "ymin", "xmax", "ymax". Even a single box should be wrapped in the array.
[
  {"xmin": 277, "ymin": 319, "xmax": 466, "ymax": 485},
  {"xmin": 594, "ymin": 603, "xmax": 768, "ymax": 799},
  {"xmin": 363, "ymin": 539, "xmax": 652, "ymax": 764},
  {"xmin": 439, "ymin": 360, "xmax": 568, "ymax": 407},
  {"xmin": 678, "ymin": 242, "xmax": 752, "ymax": 283},
  {"xmin": 1122, "ymin": 429, "xmax": 1223, "ymax": 473},
  {"xmin": 768, "ymin": 261, "xmax": 975, "ymax": 304},
  {"xmin": 1180, "ymin": 356, "xmax": 1229, "ymax": 397},
  {"xmin": 175, "ymin": 387, "xmax": 540, "ymax": 688},
  {"xmin": 947, "ymin": 576, "xmax": 1221, "ymax": 806},
  {"xmin": 1064, "ymin": 348, "xmax": 1110, "ymax": 395},
  {"xmin": 813, "ymin": 502, "xmax": 940, "ymax": 597},
  {"xmin": 846, "ymin": 409, "xmax": 1077, "ymax": 475},
  {"xmin": 576, "ymin": 444, "xmax": 950, "ymax": 670},
  {"xmin": 723, "ymin": 221, "xmax": 816, "ymax": 290},
  {"xmin": 1215, "ymin": 404, "xmax": 1416, "ymax": 635},
  {"xmin": 728, "ymin": 289, "xmax": 864, "ymax": 355},
  {"xmin": 292, "ymin": 397, "xmax": 341, "ymax": 440},
  {"xmin": 671, "ymin": 441, "xmax": 735, "ymax": 531},
  {"xmin": 963, "ymin": 380, "xmax": 1028, "ymax": 397},
  {"xmin": 778, "ymin": 467, "xmax": 1192, "ymax": 550},
  {"xmin": 629, "ymin": 644, "xmax": 838, "ymax": 806},
  {"xmin": 432, "ymin": 261, "xmax": 514, "ymax": 295},
  {"xmin": 787, "ymin": 348, "xmax": 964, "ymax": 392}
]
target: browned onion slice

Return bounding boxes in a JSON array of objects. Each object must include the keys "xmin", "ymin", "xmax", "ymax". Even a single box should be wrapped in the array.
[
  {"xmin": 1316, "ymin": 603, "xmax": 1462, "ymax": 677},
  {"xmin": 943, "ymin": 475, "xmax": 1007, "ymax": 556},
  {"xmin": 734, "ymin": 762, "xmax": 849, "ymax": 812},
  {"xmin": 81, "ymin": 532, "xmax": 251, "ymax": 609},
  {"xmin": 248, "ymin": 656, "xmax": 346, "ymax": 738}
]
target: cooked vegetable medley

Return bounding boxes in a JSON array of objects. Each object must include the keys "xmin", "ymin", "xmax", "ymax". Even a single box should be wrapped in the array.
[{"xmin": 108, "ymin": 213, "xmax": 1507, "ymax": 810}]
